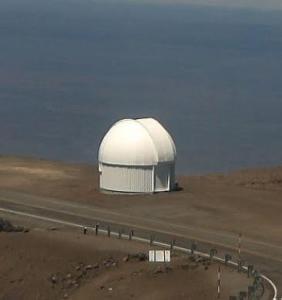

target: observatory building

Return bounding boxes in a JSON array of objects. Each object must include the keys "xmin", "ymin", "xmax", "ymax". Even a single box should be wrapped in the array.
[{"xmin": 98, "ymin": 118, "xmax": 176, "ymax": 193}]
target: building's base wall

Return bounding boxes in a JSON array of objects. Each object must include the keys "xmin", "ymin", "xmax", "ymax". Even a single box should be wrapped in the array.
[
  {"xmin": 99, "ymin": 162, "xmax": 176, "ymax": 194},
  {"xmin": 100, "ymin": 164, "xmax": 154, "ymax": 193},
  {"xmin": 99, "ymin": 188, "xmax": 154, "ymax": 195}
]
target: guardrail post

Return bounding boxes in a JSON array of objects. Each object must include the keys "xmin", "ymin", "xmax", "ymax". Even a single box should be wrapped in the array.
[
  {"xmin": 253, "ymin": 274, "xmax": 261, "ymax": 293},
  {"xmin": 237, "ymin": 259, "xmax": 243, "ymax": 272},
  {"xmin": 129, "ymin": 230, "xmax": 134, "ymax": 240},
  {"xmin": 191, "ymin": 241, "xmax": 197, "ymax": 255},
  {"xmin": 170, "ymin": 239, "xmax": 175, "ymax": 251},
  {"xmin": 224, "ymin": 254, "xmax": 232, "ymax": 265},
  {"xmin": 118, "ymin": 229, "xmax": 122, "ymax": 239},
  {"xmin": 107, "ymin": 225, "xmax": 111, "ymax": 237},
  {"xmin": 252, "ymin": 271, "xmax": 260, "ymax": 292},
  {"xmin": 83, "ymin": 226, "xmax": 87, "ymax": 235},
  {"xmin": 150, "ymin": 235, "xmax": 154, "ymax": 246},
  {"xmin": 210, "ymin": 248, "xmax": 217, "ymax": 262},
  {"xmin": 95, "ymin": 223, "xmax": 99, "ymax": 236},
  {"xmin": 247, "ymin": 265, "xmax": 253, "ymax": 278}
]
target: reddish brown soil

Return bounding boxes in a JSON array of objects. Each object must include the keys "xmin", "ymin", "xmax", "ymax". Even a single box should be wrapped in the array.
[
  {"xmin": 0, "ymin": 155, "xmax": 280, "ymax": 298},
  {"xmin": 0, "ymin": 228, "xmax": 251, "ymax": 300},
  {"xmin": 0, "ymin": 156, "xmax": 281, "ymax": 245}
]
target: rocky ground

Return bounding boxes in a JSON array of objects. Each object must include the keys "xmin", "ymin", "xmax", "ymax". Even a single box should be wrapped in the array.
[
  {"xmin": 0, "ymin": 155, "xmax": 280, "ymax": 299},
  {"xmin": 0, "ymin": 219, "xmax": 252, "ymax": 300}
]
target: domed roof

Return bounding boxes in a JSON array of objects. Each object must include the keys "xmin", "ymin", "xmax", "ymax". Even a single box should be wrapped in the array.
[{"xmin": 98, "ymin": 118, "xmax": 176, "ymax": 166}]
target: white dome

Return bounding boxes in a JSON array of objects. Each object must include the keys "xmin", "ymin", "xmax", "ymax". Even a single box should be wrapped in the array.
[
  {"xmin": 98, "ymin": 118, "xmax": 176, "ymax": 166},
  {"xmin": 137, "ymin": 118, "xmax": 176, "ymax": 162}
]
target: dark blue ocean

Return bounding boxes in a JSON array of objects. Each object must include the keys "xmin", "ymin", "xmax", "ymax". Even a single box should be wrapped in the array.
[{"xmin": 0, "ymin": 0, "xmax": 282, "ymax": 174}]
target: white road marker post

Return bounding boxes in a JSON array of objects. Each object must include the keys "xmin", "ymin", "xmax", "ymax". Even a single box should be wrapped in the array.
[
  {"xmin": 238, "ymin": 232, "xmax": 242, "ymax": 260},
  {"xmin": 217, "ymin": 265, "xmax": 221, "ymax": 299},
  {"xmin": 238, "ymin": 232, "xmax": 242, "ymax": 272}
]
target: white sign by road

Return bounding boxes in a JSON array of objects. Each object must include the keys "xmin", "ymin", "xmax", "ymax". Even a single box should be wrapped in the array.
[{"xmin": 149, "ymin": 250, "xmax": 170, "ymax": 262}]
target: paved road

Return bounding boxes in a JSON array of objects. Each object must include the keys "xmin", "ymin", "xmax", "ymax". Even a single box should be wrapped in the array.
[{"xmin": 0, "ymin": 189, "xmax": 281, "ymax": 297}]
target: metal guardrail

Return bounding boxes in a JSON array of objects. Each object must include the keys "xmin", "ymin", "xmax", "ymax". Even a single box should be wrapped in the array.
[
  {"xmin": 0, "ymin": 207, "xmax": 278, "ymax": 299},
  {"xmin": 94, "ymin": 225, "xmax": 278, "ymax": 300}
]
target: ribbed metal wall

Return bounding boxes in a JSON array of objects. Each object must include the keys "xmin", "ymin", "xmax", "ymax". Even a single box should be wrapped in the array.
[{"xmin": 100, "ymin": 164, "xmax": 154, "ymax": 193}]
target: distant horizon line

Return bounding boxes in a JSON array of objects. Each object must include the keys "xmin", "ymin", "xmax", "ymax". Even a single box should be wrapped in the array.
[{"xmin": 91, "ymin": 0, "xmax": 282, "ymax": 12}]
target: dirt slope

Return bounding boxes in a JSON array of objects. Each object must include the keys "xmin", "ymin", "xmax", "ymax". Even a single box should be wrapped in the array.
[{"xmin": 0, "ymin": 227, "xmax": 251, "ymax": 300}]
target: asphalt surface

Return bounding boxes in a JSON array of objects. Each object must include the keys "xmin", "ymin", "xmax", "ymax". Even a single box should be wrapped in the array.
[{"xmin": 0, "ymin": 189, "xmax": 281, "ymax": 298}]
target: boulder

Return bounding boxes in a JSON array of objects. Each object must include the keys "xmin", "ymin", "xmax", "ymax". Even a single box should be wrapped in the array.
[{"xmin": 0, "ymin": 218, "xmax": 27, "ymax": 232}]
